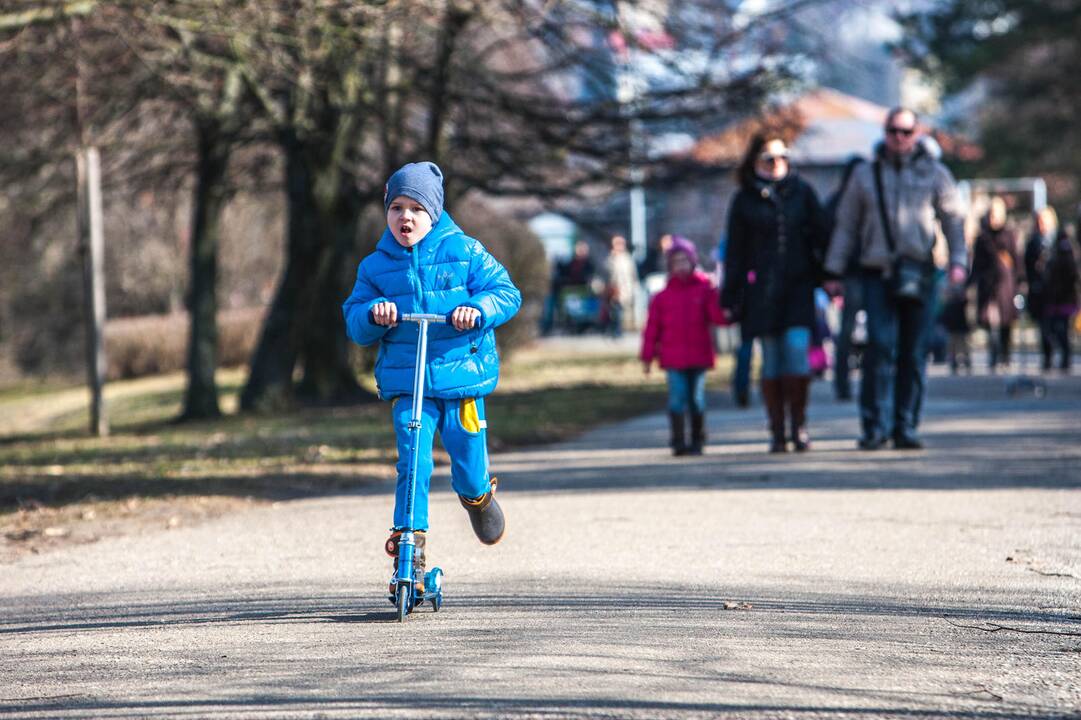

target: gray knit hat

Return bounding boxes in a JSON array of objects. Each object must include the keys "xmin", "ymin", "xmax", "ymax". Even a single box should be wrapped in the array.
[{"xmin": 384, "ymin": 162, "xmax": 444, "ymax": 223}]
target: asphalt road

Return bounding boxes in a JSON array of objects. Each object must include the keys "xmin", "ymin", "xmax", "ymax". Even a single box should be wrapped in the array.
[{"xmin": 2, "ymin": 372, "xmax": 1079, "ymax": 719}]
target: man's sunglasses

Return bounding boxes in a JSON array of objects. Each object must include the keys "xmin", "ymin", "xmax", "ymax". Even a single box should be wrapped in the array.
[{"xmin": 886, "ymin": 126, "xmax": 915, "ymax": 137}]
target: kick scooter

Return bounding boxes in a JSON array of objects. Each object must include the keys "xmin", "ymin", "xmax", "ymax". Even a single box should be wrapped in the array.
[{"xmin": 391, "ymin": 312, "xmax": 447, "ymax": 621}]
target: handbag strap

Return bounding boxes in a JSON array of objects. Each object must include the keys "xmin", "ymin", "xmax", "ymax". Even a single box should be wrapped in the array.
[{"xmin": 872, "ymin": 160, "xmax": 897, "ymax": 255}]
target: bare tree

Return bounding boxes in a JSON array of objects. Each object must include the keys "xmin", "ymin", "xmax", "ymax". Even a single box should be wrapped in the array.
[
  {"xmin": 106, "ymin": 2, "xmax": 261, "ymax": 419},
  {"xmin": 3, "ymin": 1, "xmax": 823, "ymax": 415},
  {"xmin": 235, "ymin": 0, "xmax": 813, "ymax": 411}
]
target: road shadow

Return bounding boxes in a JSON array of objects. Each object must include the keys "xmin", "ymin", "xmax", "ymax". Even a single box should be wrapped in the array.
[{"xmin": 1, "ymin": 581, "xmax": 1076, "ymax": 719}]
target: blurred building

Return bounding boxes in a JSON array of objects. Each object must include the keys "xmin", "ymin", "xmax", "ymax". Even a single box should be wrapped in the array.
[{"xmin": 573, "ymin": 87, "xmax": 899, "ymax": 266}]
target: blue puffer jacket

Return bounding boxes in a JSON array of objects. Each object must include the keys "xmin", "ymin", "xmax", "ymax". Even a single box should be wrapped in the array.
[{"xmin": 342, "ymin": 212, "xmax": 522, "ymax": 400}]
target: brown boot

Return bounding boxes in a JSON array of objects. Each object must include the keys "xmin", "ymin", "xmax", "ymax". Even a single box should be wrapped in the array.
[
  {"xmin": 668, "ymin": 412, "xmax": 687, "ymax": 456},
  {"xmin": 688, "ymin": 411, "xmax": 705, "ymax": 455},
  {"xmin": 782, "ymin": 375, "xmax": 811, "ymax": 452},
  {"xmin": 385, "ymin": 530, "xmax": 426, "ymax": 593},
  {"xmin": 760, "ymin": 378, "xmax": 786, "ymax": 453}
]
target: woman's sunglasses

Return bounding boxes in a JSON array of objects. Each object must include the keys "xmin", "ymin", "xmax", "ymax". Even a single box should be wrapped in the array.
[{"xmin": 757, "ymin": 154, "xmax": 789, "ymax": 164}]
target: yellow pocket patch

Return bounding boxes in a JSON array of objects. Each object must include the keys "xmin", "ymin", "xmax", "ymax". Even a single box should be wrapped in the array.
[{"xmin": 460, "ymin": 398, "xmax": 482, "ymax": 433}]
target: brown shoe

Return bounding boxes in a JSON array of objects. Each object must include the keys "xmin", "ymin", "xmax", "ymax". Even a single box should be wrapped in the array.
[{"xmin": 385, "ymin": 530, "xmax": 426, "ymax": 593}]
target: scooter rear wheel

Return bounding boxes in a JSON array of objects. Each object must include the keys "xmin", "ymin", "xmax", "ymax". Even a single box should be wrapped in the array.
[{"xmin": 395, "ymin": 584, "xmax": 409, "ymax": 622}]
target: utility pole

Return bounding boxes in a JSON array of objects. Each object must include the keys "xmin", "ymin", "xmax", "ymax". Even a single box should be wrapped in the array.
[
  {"xmin": 73, "ymin": 15, "xmax": 108, "ymax": 436},
  {"xmin": 76, "ymin": 146, "xmax": 108, "ymax": 436}
]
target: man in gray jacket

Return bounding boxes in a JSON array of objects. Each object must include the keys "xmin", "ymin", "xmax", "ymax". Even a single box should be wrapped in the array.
[{"xmin": 824, "ymin": 107, "xmax": 967, "ymax": 450}]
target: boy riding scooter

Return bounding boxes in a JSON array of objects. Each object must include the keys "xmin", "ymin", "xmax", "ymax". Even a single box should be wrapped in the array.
[{"xmin": 342, "ymin": 162, "xmax": 521, "ymax": 611}]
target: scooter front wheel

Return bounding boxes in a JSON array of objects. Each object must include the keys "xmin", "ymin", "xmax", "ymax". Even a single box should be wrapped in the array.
[{"xmin": 395, "ymin": 584, "xmax": 410, "ymax": 622}]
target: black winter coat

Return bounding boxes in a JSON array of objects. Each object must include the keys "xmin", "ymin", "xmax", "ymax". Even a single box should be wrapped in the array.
[
  {"xmin": 721, "ymin": 174, "xmax": 827, "ymax": 338},
  {"xmin": 1023, "ymin": 231, "xmax": 1053, "ymax": 317},
  {"xmin": 1045, "ymin": 234, "xmax": 1080, "ymax": 311}
]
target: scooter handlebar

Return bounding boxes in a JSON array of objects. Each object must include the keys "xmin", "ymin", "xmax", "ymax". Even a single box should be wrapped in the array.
[
  {"xmin": 400, "ymin": 313, "xmax": 450, "ymax": 324},
  {"xmin": 368, "ymin": 309, "xmax": 484, "ymax": 327},
  {"xmin": 367, "ymin": 309, "xmax": 452, "ymax": 325}
]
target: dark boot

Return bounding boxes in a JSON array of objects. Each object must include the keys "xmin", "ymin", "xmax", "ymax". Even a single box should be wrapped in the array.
[
  {"xmin": 760, "ymin": 378, "xmax": 786, "ymax": 453},
  {"xmin": 668, "ymin": 411, "xmax": 687, "ymax": 456},
  {"xmin": 459, "ymin": 477, "xmax": 505, "ymax": 545},
  {"xmin": 782, "ymin": 375, "xmax": 811, "ymax": 452},
  {"xmin": 385, "ymin": 530, "xmax": 426, "ymax": 594},
  {"xmin": 688, "ymin": 411, "xmax": 705, "ymax": 455}
]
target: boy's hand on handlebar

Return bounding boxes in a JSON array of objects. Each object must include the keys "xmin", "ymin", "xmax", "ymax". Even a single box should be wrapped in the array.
[
  {"xmin": 451, "ymin": 306, "xmax": 480, "ymax": 331},
  {"xmin": 372, "ymin": 301, "xmax": 398, "ymax": 327}
]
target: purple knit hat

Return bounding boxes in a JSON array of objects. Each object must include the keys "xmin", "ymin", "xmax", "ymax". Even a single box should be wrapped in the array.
[{"xmin": 665, "ymin": 235, "xmax": 698, "ymax": 265}]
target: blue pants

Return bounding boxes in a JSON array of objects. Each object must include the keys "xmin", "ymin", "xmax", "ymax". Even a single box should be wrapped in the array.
[
  {"xmin": 834, "ymin": 275, "xmax": 864, "ymax": 398},
  {"xmin": 666, "ymin": 368, "xmax": 707, "ymax": 414},
  {"xmin": 732, "ymin": 337, "xmax": 753, "ymax": 402},
  {"xmin": 391, "ymin": 396, "xmax": 492, "ymax": 531},
  {"xmin": 860, "ymin": 272, "xmax": 934, "ymax": 439},
  {"xmin": 759, "ymin": 327, "xmax": 811, "ymax": 379}
]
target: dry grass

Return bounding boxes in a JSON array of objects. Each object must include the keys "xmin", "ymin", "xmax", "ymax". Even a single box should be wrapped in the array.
[{"xmin": 0, "ymin": 342, "xmax": 731, "ymax": 558}]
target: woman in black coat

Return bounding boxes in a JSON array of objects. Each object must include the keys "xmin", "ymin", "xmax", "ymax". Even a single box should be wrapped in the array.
[
  {"xmin": 1043, "ymin": 228, "xmax": 1080, "ymax": 371},
  {"xmin": 721, "ymin": 135, "xmax": 828, "ymax": 452}
]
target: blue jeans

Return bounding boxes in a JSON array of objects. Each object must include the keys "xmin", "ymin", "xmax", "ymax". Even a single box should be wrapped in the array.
[
  {"xmin": 860, "ymin": 272, "xmax": 935, "ymax": 439},
  {"xmin": 732, "ymin": 337, "xmax": 753, "ymax": 402},
  {"xmin": 608, "ymin": 300, "xmax": 624, "ymax": 338},
  {"xmin": 834, "ymin": 275, "xmax": 864, "ymax": 398},
  {"xmin": 391, "ymin": 396, "xmax": 492, "ymax": 531},
  {"xmin": 760, "ymin": 327, "xmax": 811, "ymax": 379},
  {"xmin": 666, "ymin": 369, "xmax": 707, "ymax": 414}
]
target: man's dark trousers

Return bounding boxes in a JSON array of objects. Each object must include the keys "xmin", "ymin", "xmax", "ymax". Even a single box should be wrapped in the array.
[
  {"xmin": 859, "ymin": 271, "xmax": 935, "ymax": 440},
  {"xmin": 833, "ymin": 273, "xmax": 864, "ymax": 400}
]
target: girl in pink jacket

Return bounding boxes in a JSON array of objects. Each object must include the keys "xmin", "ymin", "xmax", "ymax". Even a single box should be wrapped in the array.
[{"xmin": 640, "ymin": 236, "xmax": 727, "ymax": 455}]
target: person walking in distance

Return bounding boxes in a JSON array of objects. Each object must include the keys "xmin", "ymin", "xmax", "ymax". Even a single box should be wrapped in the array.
[
  {"xmin": 1043, "ymin": 227, "xmax": 1080, "ymax": 372},
  {"xmin": 971, "ymin": 196, "xmax": 1023, "ymax": 371},
  {"xmin": 721, "ymin": 136, "xmax": 828, "ymax": 453},
  {"xmin": 824, "ymin": 156, "xmax": 865, "ymax": 401},
  {"xmin": 1023, "ymin": 207, "xmax": 1058, "ymax": 371},
  {"xmin": 823, "ymin": 107, "xmax": 967, "ymax": 450},
  {"xmin": 604, "ymin": 234, "xmax": 640, "ymax": 337},
  {"xmin": 640, "ymin": 237, "xmax": 727, "ymax": 455}
]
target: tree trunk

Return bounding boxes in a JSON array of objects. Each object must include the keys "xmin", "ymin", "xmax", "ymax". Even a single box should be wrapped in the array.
[
  {"xmin": 240, "ymin": 133, "xmax": 311, "ymax": 412},
  {"xmin": 241, "ymin": 131, "xmax": 372, "ymax": 412},
  {"xmin": 295, "ymin": 182, "xmax": 369, "ymax": 405},
  {"xmin": 180, "ymin": 121, "xmax": 230, "ymax": 421}
]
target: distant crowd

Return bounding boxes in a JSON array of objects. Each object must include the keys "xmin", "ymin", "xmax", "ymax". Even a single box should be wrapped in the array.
[{"xmin": 541, "ymin": 107, "xmax": 1080, "ymax": 455}]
